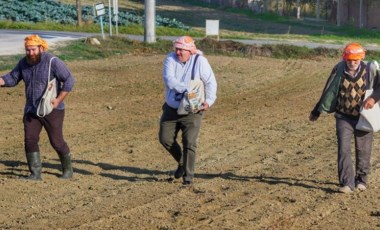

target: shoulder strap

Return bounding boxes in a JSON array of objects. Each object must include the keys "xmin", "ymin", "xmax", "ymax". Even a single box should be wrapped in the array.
[
  {"xmin": 191, "ymin": 54, "xmax": 200, "ymax": 80},
  {"xmin": 365, "ymin": 61, "xmax": 378, "ymax": 90},
  {"xmin": 48, "ymin": 57, "xmax": 57, "ymax": 82}
]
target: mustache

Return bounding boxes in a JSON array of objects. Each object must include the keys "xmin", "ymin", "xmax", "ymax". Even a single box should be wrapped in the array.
[{"xmin": 26, "ymin": 53, "xmax": 42, "ymax": 64}]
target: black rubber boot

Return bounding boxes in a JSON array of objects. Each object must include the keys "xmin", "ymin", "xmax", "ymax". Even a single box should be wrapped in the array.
[
  {"xmin": 24, "ymin": 152, "xmax": 42, "ymax": 180},
  {"xmin": 174, "ymin": 164, "xmax": 185, "ymax": 179},
  {"xmin": 58, "ymin": 153, "xmax": 73, "ymax": 179}
]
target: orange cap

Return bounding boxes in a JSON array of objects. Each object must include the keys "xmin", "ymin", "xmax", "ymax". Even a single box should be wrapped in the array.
[
  {"xmin": 342, "ymin": 43, "xmax": 365, "ymax": 60},
  {"xmin": 24, "ymin": 34, "xmax": 48, "ymax": 50}
]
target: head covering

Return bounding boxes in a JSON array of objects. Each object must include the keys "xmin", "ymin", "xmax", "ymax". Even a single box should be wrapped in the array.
[
  {"xmin": 342, "ymin": 42, "xmax": 365, "ymax": 60},
  {"xmin": 24, "ymin": 34, "xmax": 48, "ymax": 51},
  {"xmin": 173, "ymin": 36, "xmax": 197, "ymax": 54}
]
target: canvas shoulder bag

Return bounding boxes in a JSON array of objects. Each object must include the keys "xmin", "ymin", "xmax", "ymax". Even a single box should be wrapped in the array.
[
  {"xmin": 356, "ymin": 61, "xmax": 380, "ymax": 132},
  {"xmin": 37, "ymin": 57, "xmax": 57, "ymax": 117},
  {"xmin": 177, "ymin": 55, "xmax": 205, "ymax": 115},
  {"xmin": 356, "ymin": 89, "xmax": 380, "ymax": 132}
]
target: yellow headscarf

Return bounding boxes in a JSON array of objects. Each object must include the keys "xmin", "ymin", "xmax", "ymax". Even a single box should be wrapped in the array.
[{"xmin": 24, "ymin": 34, "xmax": 48, "ymax": 51}]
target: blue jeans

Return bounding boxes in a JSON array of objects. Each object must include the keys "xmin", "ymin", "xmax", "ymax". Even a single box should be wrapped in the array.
[{"xmin": 335, "ymin": 113, "xmax": 373, "ymax": 189}]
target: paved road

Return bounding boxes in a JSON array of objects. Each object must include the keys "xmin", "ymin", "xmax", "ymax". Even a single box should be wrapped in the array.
[
  {"xmin": 0, "ymin": 29, "xmax": 93, "ymax": 56},
  {"xmin": 1, "ymin": 29, "xmax": 380, "ymax": 56}
]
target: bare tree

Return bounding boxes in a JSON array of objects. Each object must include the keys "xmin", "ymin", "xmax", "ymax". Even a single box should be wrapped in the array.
[
  {"xmin": 359, "ymin": 0, "xmax": 363, "ymax": 28},
  {"xmin": 336, "ymin": 0, "xmax": 341, "ymax": 26},
  {"xmin": 316, "ymin": 0, "xmax": 320, "ymax": 20},
  {"xmin": 296, "ymin": 0, "xmax": 301, "ymax": 19},
  {"xmin": 262, "ymin": 0, "xmax": 268, "ymax": 12},
  {"xmin": 76, "ymin": 0, "xmax": 82, "ymax": 27},
  {"xmin": 276, "ymin": 0, "xmax": 283, "ymax": 16}
]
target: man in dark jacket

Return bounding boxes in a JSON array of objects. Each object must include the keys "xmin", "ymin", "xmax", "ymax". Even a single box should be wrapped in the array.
[
  {"xmin": 310, "ymin": 43, "xmax": 380, "ymax": 193},
  {"xmin": 0, "ymin": 34, "xmax": 75, "ymax": 180}
]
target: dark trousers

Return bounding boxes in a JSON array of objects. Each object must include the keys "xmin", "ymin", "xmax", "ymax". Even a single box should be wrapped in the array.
[
  {"xmin": 159, "ymin": 103, "xmax": 203, "ymax": 182},
  {"xmin": 335, "ymin": 113, "xmax": 373, "ymax": 189},
  {"xmin": 24, "ymin": 109, "xmax": 70, "ymax": 155}
]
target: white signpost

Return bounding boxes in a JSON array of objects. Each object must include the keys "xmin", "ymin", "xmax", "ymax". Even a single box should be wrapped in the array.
[
  {"xmin": 113, "ymin": 0, "xmax": 119, "ymax": 35},
  {"xmin": 206, "ymin": 20, "xmax": 220, "ymax": 40},
  {"xmin": 95, "ymin": 3, "xmax": 106, "ymax": 39},
  {"xmin": 108, "ymin": 0, "xmax": 112, "ymax": 36}
]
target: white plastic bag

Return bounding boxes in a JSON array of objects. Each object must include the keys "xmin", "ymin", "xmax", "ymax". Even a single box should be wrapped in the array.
[
  {"xmin": 356, "ymin": 89, "xmax": 380, "ymax": 132},
  {"xmin": 37, "ymin": 57, "xmax": 57, "ymax": 117}
]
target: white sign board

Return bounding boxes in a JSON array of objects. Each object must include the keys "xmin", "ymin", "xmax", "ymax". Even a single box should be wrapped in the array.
[
  {"xmin": 113, "ymin": 0, "xmax": 119, "ymax": 14},
  {"xmin": 206, "ymin": 20, "xmax": 219, "ymax": 36},
  {"xmin": 95, "ymin": 3, "xmax": 105, "ymax": 16}
]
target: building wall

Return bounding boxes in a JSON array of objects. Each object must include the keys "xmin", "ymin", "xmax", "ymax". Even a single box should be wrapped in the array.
[
  {"xmin": 339, "ymin": 0, "xmax": 380, "ymax": 29},
  {"xmin": 364, "ymin": 0, "xmax": 380, "ymax": 29}
]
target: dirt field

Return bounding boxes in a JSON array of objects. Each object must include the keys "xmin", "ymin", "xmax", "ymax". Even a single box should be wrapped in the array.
[{"xmin": 1, "ymin": 52, "xmax": 380, "ymax": 229}]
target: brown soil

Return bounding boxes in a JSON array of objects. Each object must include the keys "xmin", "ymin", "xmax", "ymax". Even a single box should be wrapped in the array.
[{"xmin": 1, "ymin": 53, "xmax": 380, "ymax": 229}]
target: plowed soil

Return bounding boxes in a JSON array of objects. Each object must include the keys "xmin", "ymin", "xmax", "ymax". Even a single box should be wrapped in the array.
[{"xmin": 1, "ymin": 53, "xmax": 380, "ymax": 229}]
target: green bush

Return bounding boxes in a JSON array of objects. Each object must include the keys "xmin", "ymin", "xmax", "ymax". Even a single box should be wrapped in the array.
[{"xmin": 0, "ymin": 0, "xmax": 190, "ymax": 30}]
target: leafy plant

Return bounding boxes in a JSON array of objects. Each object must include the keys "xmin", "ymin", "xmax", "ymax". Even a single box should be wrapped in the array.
[{"xmin": 0, "ymin": 0, "xmax": 190, "ymax": 30}]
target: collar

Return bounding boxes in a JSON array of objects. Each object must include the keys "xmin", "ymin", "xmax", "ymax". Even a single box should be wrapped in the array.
[{"xmin": 344, "ymin": 61, "xmax": 365, "ymax": 78}]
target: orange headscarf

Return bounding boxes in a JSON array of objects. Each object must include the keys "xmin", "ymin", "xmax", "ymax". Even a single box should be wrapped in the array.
[
  {"xmin": 24, "ymin": 34, "xmax": 48, "ymax": 51},
  {"xmin": 342, "ymin": 43, "xmax": 365, "ymax": 60},
  {"xmin": 173, "ymin": 36, "xmax": 197, "ymax": 54}
]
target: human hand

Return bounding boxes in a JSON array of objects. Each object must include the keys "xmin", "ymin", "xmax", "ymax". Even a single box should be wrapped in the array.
[
  {"xmin": 201, "ymin": 102, "xmax": 210, "ymax": 111},
  {"xmin": 363, "ymin": 97, "xmax": 375, "ymax": 110},
  {"xmin": 309, "ymin": 113, "xmax": 319, "ymax": 122},
  {"xmin": 51, "ymin": 99, "xmax": 60, "ymax": 109}
]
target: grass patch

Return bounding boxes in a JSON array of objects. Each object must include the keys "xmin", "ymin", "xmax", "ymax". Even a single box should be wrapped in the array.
[
  {"xmin": 1, "ymin": 0, "xmax": 380, "ymax": 46},
  {"xmin": 0, "ymin": 20, "xmax": 202, "ymax": 37},
  {"xmin": 0, "ymin": 20, "xmax": 100, "ymax": 33},
  {"xmin": 0, "ymin": 54, "xmax": 24, "ymax": 71},
  {"xmin": 196, "ymin": 38, "xmax": 341, "ymax": 59},
  {"xmin": 1, "ymin": 36, "xmax": 380, "ymax": 71},
  {"xmin": 0, "ymin": 37, "xmax": 174, "ymax": 70}
]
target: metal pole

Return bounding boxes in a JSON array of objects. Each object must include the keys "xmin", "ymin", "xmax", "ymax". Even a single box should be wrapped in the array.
[
  {"xmin": 115, "ymin": 15, "xmax": 119, "ymax": 36},
  {"xmin": 99, "ymin": 16, "xmax": 105, "ymax": 39},
  {"xmin": 113, "ymin": 0, "xmax": 119, "ymax": 35},
  {"xmin": 144, "ymin": 0, "xmax": 156, "ymax": 43},
  {"xmin": 108, "ymin": 0, "xmax": 112, "ymax": 36}
]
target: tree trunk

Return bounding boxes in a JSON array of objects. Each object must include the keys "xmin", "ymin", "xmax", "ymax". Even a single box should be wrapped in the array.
[
  {"xmin": 336, "ymin": 0, "xmax": 341, "ymax": 26},
  {"xmin": 316, "ymin": 0, "xmax": 320, "ymax": 20},
  {"xmin": 262, "ymin": 0, "xmax": 268, "ymax": 12},
  {"xmin": 296, "ymin": 0, "xmax": 301, "ymax": 19},
  {"xmin": 359, "ymin": 0, "xmax": 363, "ymax": 28},
  {"xmin": 76, "ymin": 0, "xmax": 82, "ymax": 27}
]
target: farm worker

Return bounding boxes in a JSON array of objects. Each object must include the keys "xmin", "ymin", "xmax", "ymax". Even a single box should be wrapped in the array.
[
  {"xmin": 309, "ymin": 43, "xmax": 380, "ymax": 193},
  {"xmin": 159, "ymin": 36, "xmax": 217, "ymax": 186},
  {"xmin": 0, "ymin": 34, "xmax": 75, "ymax": 180}
]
